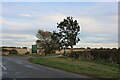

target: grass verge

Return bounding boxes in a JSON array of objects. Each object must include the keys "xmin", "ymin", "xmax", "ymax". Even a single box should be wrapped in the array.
[{"xmin": 28, "ymin": 57, "xmax": 119, "ymax": 78}]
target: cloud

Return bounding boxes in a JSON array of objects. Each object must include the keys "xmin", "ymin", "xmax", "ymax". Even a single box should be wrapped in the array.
[
  {"xmin": 1, "ymin": 0, "xmax": 119, "ymax": 2},
  {"xmin": 76, "ymin": 16, "xmax": 101, "ymax": 33},
  {"xmin": 2, "ymin": 33, "xmax": 37, "ymax": 48},
  {"xmin": 3, "ymin": 19, "xmax": 33, "ymax": 30},
  {"xmin": 3, "ymin": 13, "xmax": 117, "ymax": 48},
  {"xmin": 32, "ymin": 14, "xmax": 66, "ymax": 26},
  {"xmin": 3, "ymin": 33, "xmax": 37, "ymax": 40},
  {"xmin": 2, "ymin": 2, "xmax": 118, "ymax": 48},
  {"xmin": 41, "ymin": 14, "xmax": 118, "ymax": 47},
  {"xmin": 0, "ymin": 18, "xmax": 2, "ymax": 24},
  {"xmin": 81, "ymin": 36, "xmax": 110, "ymax": 43},
  {"xmin": 0, "ymin": 18, "xmax": 6, "ymax": 25},
  {"xmin": 75, "ymin": 15, "xmax": 118, "ymax": 34},
  {"xmin": 2, "ymin": 40, "xmax": 36, "ymax": 48},
  {"xmin": 19, "ymin": 13, "xmax": 32, "ymax": 17},
  {"xmin": 42, "ymin": 14, "xmax": 66, "ymax": 23},
  {"xmin": 38, "ymin": 13, "xmax": 118, "ymax": 35},
  {"xmin": 74, "ymin": 42, "xmax": 118, "ymax": 48},
  {"xmin": 27, "ymin": 14, "xmax": 67, "ymax": 31}
]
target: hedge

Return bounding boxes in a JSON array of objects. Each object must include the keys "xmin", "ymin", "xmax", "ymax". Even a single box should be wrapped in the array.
[{"xmin": 67, "ymin": 49, "xmax": 119, "ymax": 64}]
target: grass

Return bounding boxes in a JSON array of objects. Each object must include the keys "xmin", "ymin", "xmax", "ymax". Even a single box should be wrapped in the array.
[
  {"xmin": 28, "ymin": 57, "xmax": 119, "ymax": 78},
  {"xmin": 2, "ymin": 53, "xmax": 61, "ymax": 57}
]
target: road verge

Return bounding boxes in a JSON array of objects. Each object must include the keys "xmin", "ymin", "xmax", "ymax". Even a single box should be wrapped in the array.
[{"xmin": 28, "ymin": 57, "xmax": 118, "ymax": 78}]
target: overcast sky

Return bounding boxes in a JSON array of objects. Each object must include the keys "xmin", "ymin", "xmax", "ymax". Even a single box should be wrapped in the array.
[{"xmin": 1, "ymin": 2, "xmax": 118, "ymax": 48}]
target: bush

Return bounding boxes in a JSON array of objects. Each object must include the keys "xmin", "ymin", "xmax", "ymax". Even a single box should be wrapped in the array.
[
  {"xmin": 9, "ymin": 49, "xmax": 18, "ymax": 54},
  {"xmin": 68, "ymin": 52, "xmax": 79, "ymax": 59},
  {"xmin": 22, "ymin": 47, "xmax": 27, "ymax": 49},
  {"xmin": 90, "ymin": 50, "xmax": 119, "ymax": 64},
  {"xmin": 25, "ymin": 51, "xmax": 30, "ymax": 55},
  {"xmin": 66, "ymin": 49, "xmax": 119, "ymax": 64}
]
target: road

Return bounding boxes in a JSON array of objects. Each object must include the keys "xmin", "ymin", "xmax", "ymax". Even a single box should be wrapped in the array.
[{"xmin": 2, "ymin": 56, "xmax": 90, "ymax": 78}]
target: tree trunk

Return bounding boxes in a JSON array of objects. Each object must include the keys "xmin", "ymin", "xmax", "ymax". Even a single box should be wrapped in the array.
[
  {"xmin": 44, "ymin": 50, "xmax": 47, "ymax": 56},
  {"xmin": 71, "ymin": 46, "xmax": 73, "ymax": 53}
]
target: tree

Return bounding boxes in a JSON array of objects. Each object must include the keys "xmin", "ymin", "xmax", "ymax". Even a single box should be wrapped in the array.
[
  {"xmin": 51, "ymin": 31, "xmax": 61, "ymax": 52},
  {"xmin": 56, "ymin": 17, "xmax": 80, "ymax": 53},
  {"xmin": 52, "ymin": 31, "xmax": 62, "ymax": 50},
  {"xmin": 36, "ymin": 30, "xmax": 60, "ymax": 55},
  {"xmin": 87, "ymin": 47, "xmax": 91, "ymax": 49},
  {"xmin": 36, "ymin": 30, "xmax": 52, "ymax": 56},
  {"xmin": 22, "ymin": 47, "xmax": 27, "ymax": 49},
  {"xmin": 119, "ymin": 47, "xmax": 120, "ymax": 50}
]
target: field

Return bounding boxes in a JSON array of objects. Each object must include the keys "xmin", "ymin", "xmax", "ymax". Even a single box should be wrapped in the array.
[{"xmin": 28, "ymin": 57, "xmax": 119, "ymax": 78}]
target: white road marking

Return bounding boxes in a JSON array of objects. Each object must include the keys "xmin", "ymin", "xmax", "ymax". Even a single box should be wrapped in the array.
[{"xmin": 0, "ymin": 64, "xmax": 6, "ymax": 70}]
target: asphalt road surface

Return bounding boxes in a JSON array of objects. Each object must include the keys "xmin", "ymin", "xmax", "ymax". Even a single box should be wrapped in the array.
[{"xmin": 2, "ymin": 56, "xmax": 90, "ymax": 78}]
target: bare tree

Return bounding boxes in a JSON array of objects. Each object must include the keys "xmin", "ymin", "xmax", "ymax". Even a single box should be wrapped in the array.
[{"xmin": 36, "ymin": 30, "xmax": 52, "ymax": 56}]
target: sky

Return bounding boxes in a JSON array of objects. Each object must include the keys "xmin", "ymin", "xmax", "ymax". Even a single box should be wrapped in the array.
[
  {"xmin": 1, "ymin": 2, "xmax": 118, "ymax": 48},
  {"xmin": 1, "ymin": 0, "xmax": 120, "ymax": 2}
]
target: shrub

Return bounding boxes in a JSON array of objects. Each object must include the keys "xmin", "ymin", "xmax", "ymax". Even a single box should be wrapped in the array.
[
  {"xmin": 9, "ymin": 49, "xmax": 18, "ymax": 54},
  {"xmin": 68, "ymin": 52, "xmax": 79, "ymax": 59},
  {"xmin": 66, "ymin": 49, "xmax": 119, "ymax": 64},
  {"xmin": 25, "ymin": 51, "xmax": 30, "ymax": 55},
  {"xmin": 90, "ymin": 49, "xmax": 119, "ymax": 64}
]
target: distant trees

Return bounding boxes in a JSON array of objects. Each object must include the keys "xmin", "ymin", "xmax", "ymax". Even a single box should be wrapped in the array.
[
  {"xmin": 9, "ymin": 49, "xmax": 18, "ymax": 54},
  {"xmin": 119, "ymin": 47, "xmax": 120, "ymax": 49},
  {"xmin": 22, "ymin": 47, "xmax": 27, "ymax": 49},
  {"xmin": 1, "ymin": 46, "xmax": 28, "ymax": 49},
  {"xmin": 87, "ymin": 47, "xmax": 91, "ymax": 49}
]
